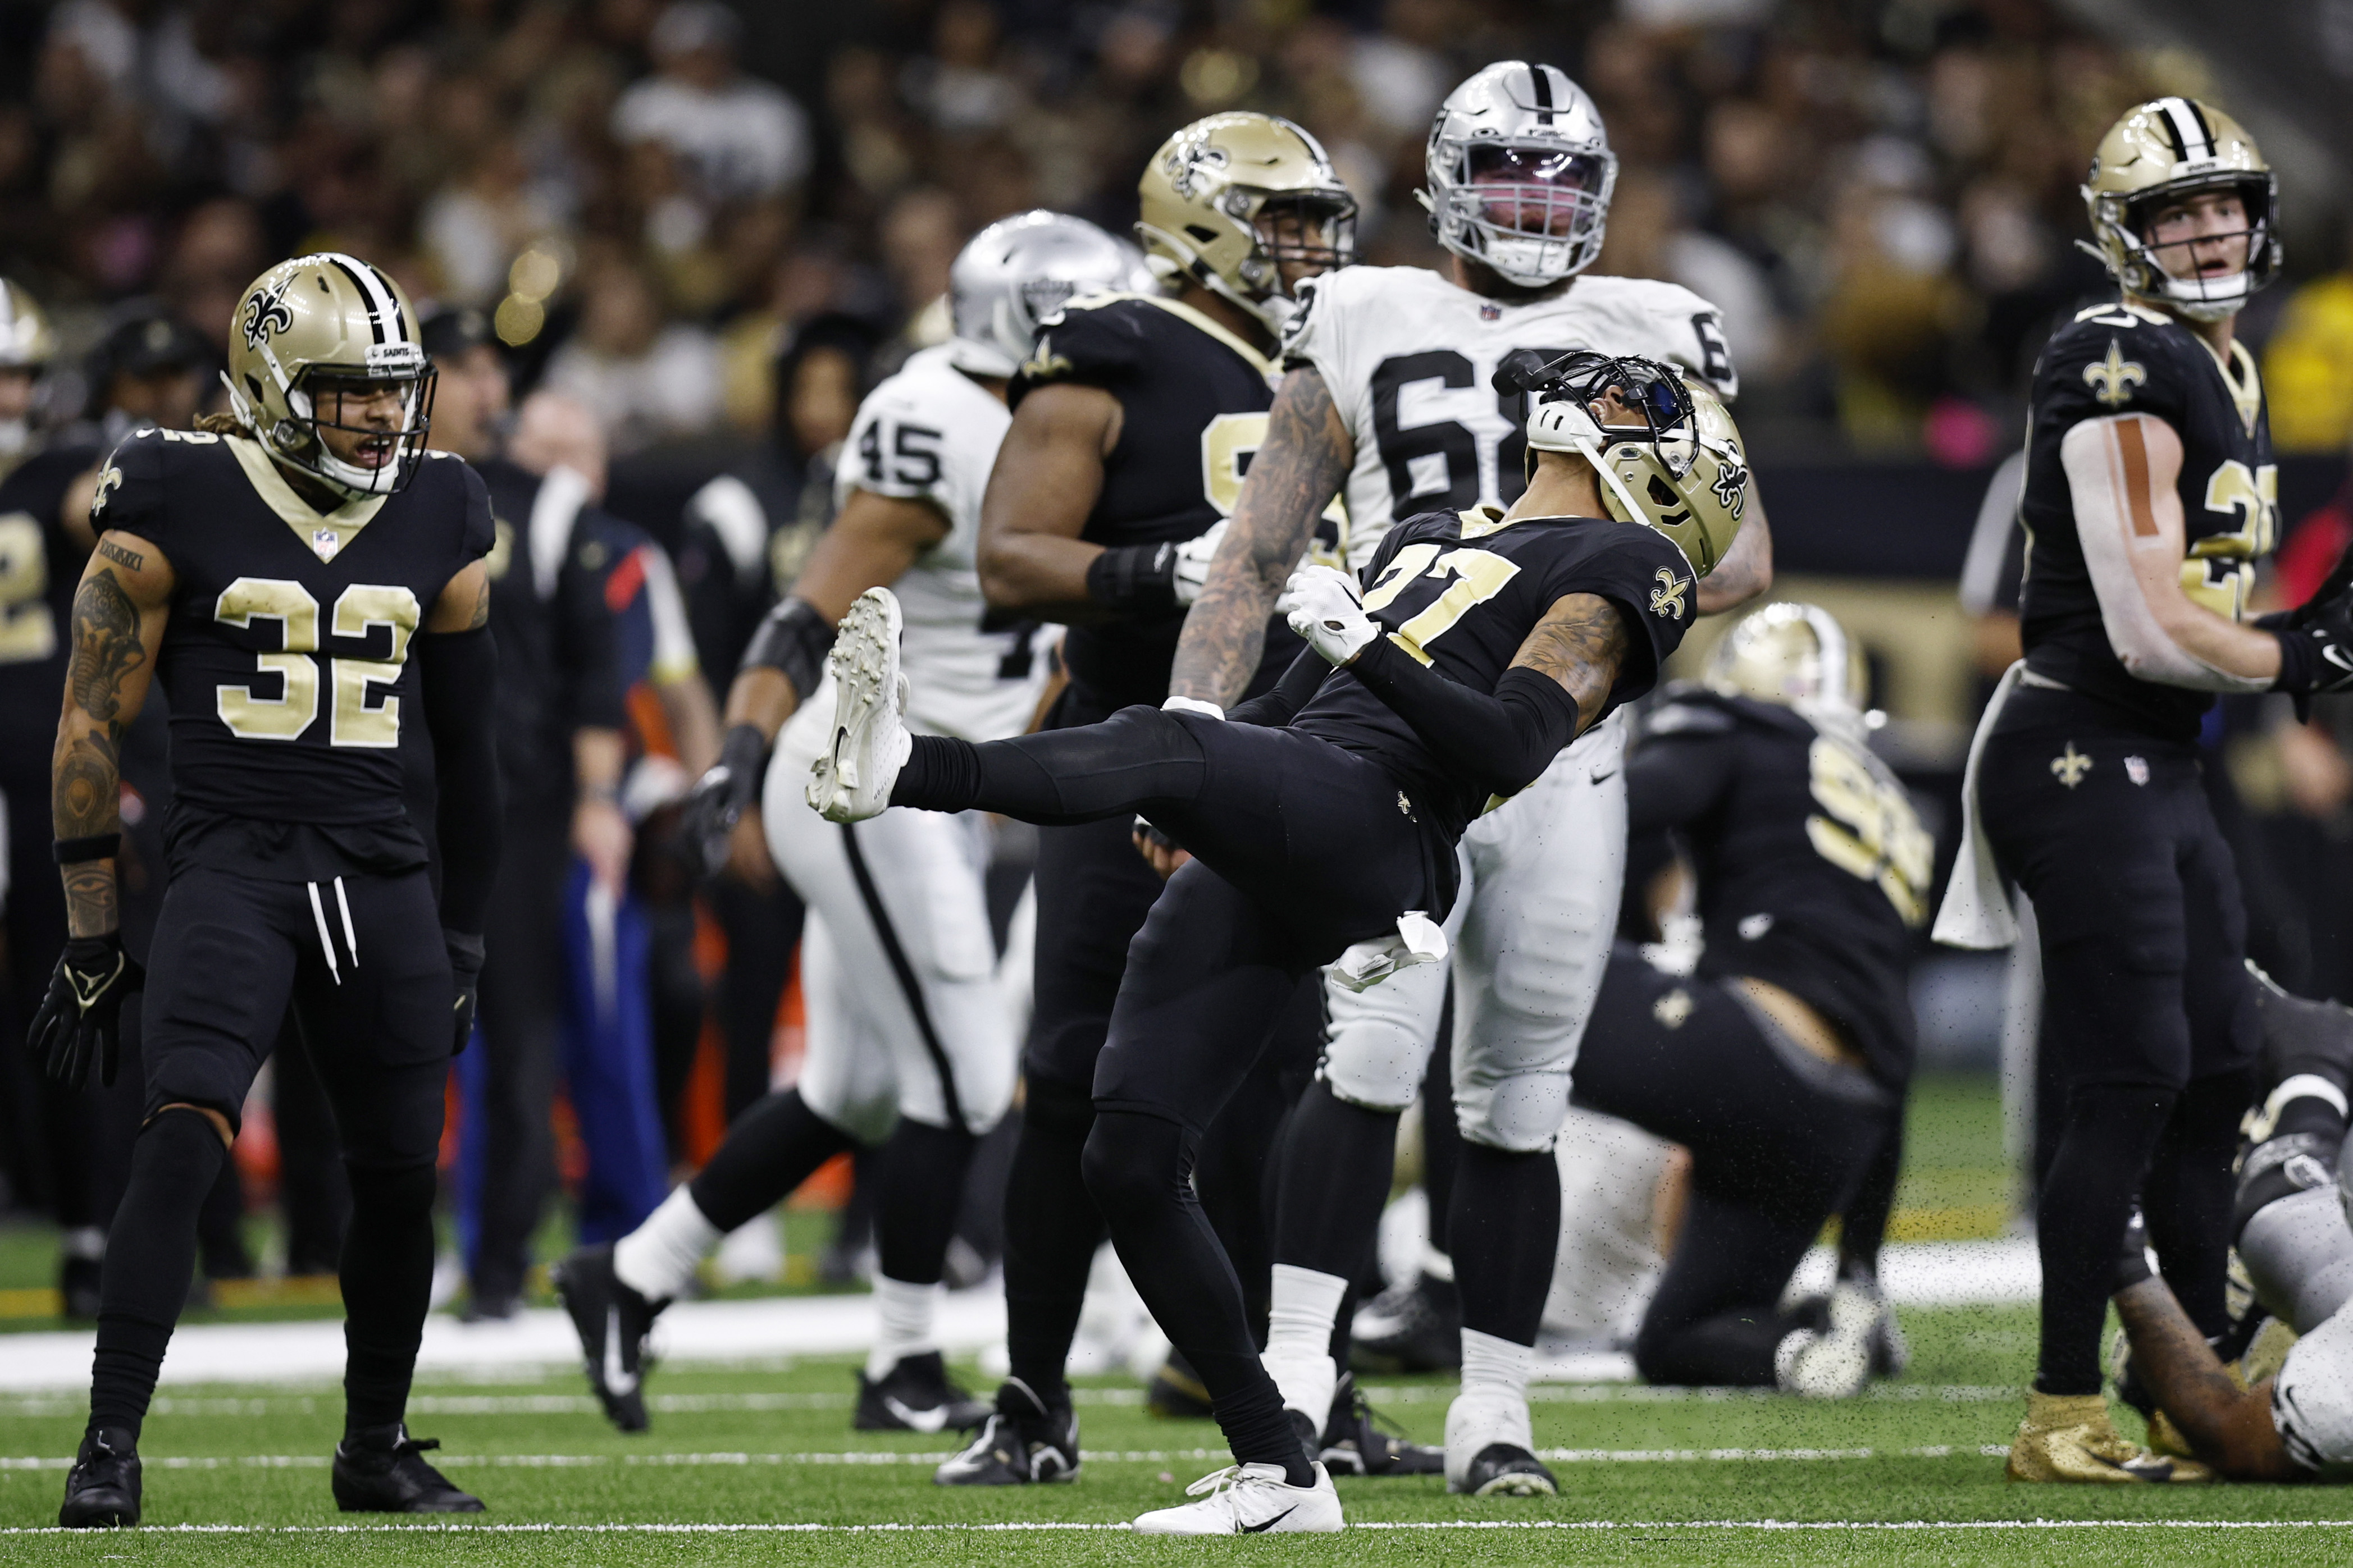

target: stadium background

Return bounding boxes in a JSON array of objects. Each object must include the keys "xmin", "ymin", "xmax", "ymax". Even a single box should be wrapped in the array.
[{"xmin": 1, "ymin": 0, "xmax": 2351, "ymax": 1318}]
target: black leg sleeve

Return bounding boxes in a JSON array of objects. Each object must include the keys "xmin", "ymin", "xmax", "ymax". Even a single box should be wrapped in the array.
[
  {"xmin": 1423, "ymin": 985, "xmax": 1460, "ymax": 1257},
  {"xmin": 874, "ymin": 1117, "xmax": 979, "ymax": 1287},
  {"xmin": 1274, "ymin": 1080, "xmax": 1399, "ymax": 1282},
  {"xmin": 90, "ymin": 1109, "xmax": 226, "ymax": 1439},
  {"xmin": 1449, "ymin": 1141, "xmax": 1559, "ymax": 1349},
  {"xmin": 1838, "ymin": 1108, "xmax": 1906, "ymax": 1276},
  {"xmin": 1001, "ymin": 1075, "xmax": 1105, "ymax": 1405},
  {"xmin": 685, "ymin": 1087, "xmax": 861, "ymax": 1233},
  {"xmin": 891, "ymin": 708, "xmax": 1209, "ymax": 825}
]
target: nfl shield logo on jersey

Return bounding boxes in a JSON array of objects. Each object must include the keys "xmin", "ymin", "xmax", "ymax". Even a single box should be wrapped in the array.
[
  {"xmin": 1479, "ymin": 303, "xmax": 1501, "ymax": 321},
  {"xmin": 2126, "ymin": 755, "xmax": 2150, "ymax": 786},
  {"xmin": 312, "ymin": 527, "xmax": 341, "ymax": 561}
]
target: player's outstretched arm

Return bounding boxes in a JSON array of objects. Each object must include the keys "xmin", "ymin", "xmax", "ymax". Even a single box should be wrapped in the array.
[
  {"xmin": 2112, "ymin": 1276, "xmax": 2302, "ymax": 1481},
  {"xmin": 974, "ymin": 383, "xmax": 1117, "ymax": 619},
  {"xmin": 1695, "ymin": 493, "xmax": 1773, "ymax": 617},
  {"xmin": 51, "ymin": 532, "xmax": 172, "ymax": 938},
  {"xmin": 1170, "ymin": 367, "xmax": 1352, "ymax": 708}
]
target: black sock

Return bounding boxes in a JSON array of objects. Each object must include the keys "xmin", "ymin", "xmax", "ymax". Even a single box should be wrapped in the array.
[
  {"xmin": 1002, "ymin": 1076, "xmax": 1103, "ymax": 1406},
  {"xmin": 687, "ymin": 1089, "xmax": 861, "ymax": 1233},
  {"xmin": 1083, "ymin": 1109, "xmax": 1312, "ymax": 1486},
  {"xmin": 891, "ymin": 735, "xmax": 984, "ymax": 812},
  {"xmin": 2276, "ymin": 1094, "xmax": 2350, "ymax": 1142},
  {"xmin": 341, "ymin": 1162, "xmax": 437, "ymax": 1434},
  {"xmin": 2144, "ymin": 1067, "xmax": 2258, "ymax": 1340},
  {"xmin": 91, "ymin": 1110, "xmax": 226, "ymax": 1440},
  {"xmin": 874, "ymin": 1117, "xmax": 979, "ymax": 1286},
  {"xmin": 1448, "ymin": 1140, "xmax": 1559, "ymax": 1347},
  {"xmin": 1274, "ymin": 1082, "xmax": 1398, "ymax": 1281},
  {"xmin": 2035, "ymin": 1082, "xmax": 2175, "ymax": 1395}
]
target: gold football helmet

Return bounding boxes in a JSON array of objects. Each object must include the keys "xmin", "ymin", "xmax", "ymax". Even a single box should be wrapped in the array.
[
  {"xmin": 1136, "ymin": 112, "xmax": 1357, "ymax": 332},
  {"xmin": 0, "ymin": 278, "xmax": 56, "ymax": 371},
  {"xmin": 2082, "ymin": 97, "xmax": 2278, "ymax": 323},
  {"xmin": 1514, "ymin": 351, "xmax": 1749, "ymax": 577},
  {"xmin": 224, "ymin": 253, "xmax": 436, "ymax": 499},
  {"xmin": 1706, "ymin": 602, "xmax": 1867, "ymax": 715}
]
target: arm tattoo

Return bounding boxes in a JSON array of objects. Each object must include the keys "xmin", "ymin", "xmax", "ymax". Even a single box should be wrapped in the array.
[
  {"xmin": 67, "ymin": 570, "xmax": 144, "ymax": 730},
  {"xmin": 1169, "ymin": 367, "xmax": 1352, "ymax": 706},
  {"xmin": 1512, "ymin": 593, "xmax": 1631, "ymax": 732},
  {"xmin": 52, "ymin": 568, "xmax": 151, "ymax": 936},
  {"xmin": 97, "ymin": 538, "xmax": 144, "ymax": 573}
]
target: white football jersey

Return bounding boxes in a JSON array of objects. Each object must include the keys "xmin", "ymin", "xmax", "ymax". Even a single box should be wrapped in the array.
[
  {"xmin": 1282, "ymin": 266, "xmax": 1739, "ymax": 572},
  {"xmin": 832, "ymin": 345, "xmax": 1048, "ymax": 742}
]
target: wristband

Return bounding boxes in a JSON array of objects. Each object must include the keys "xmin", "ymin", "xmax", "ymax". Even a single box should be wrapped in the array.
[
  {"xmin": 2272, "ymin": 626, "xmax": 2319, "ymax": 696},
  {"xmin": 53, "ymin": 834, "xmax": 121, "ymax": 865},
  {"xmin": 740, "ymin": 596, "xmax": 837, "ymax": 702},
  {"xmin": 1086, "ymin": 542, "xmax": 1178, "ymax": 614}
]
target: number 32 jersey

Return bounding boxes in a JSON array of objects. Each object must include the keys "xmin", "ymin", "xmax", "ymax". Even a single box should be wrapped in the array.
[
  {"xmin": 833, "ymin": 344, "xmax": 1043, "ymax": 743},
  {"xmin": 92, "ymin": 428, "xmax": 491, "ymax": 831},
  {"xmin": 1282, "ymin": 265, "xmax": 1738, "ymax": 573}
]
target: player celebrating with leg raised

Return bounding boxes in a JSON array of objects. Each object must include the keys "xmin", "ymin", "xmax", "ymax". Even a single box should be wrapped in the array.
[
  {"xmin": 46, "ymin": 256, "xmax": 501, "ymax": 1528},
  {"xmin": 814, "ymin": 352, "xmax": 1745, "ymax": 1532},
  {"xmin": 1170, "ymin": 62, "xmax": 1767, "ymax": 1496},
  {"xmin": 1936, "ymin": 97, "xmax": 2353, "ymax": 1481}
]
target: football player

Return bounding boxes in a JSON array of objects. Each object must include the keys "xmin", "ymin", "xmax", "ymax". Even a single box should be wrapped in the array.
[
  {"xmin": 938, "ymin": 112, "xmax": 1360, "ymax": 1487},
  {"xmin": 1934, "ymin": 98, "xmax": 2353, "ymax": 1482},
  {"xmin": 552, "ymin": 211, "xmax": 1141, "ymax": 1437},
  {"xmin": 815, "ymin": 351, "xmax": 1745, "ymax": 1533},
  {"xmin": 1168, "ymin": 62, "xmax": 1767, "ymax": 1496},
  {"xmin": 2105, "ymin": 973, "xmax": 2353, "ymax": 1482},
  {"xmin": 1576, "ymin": 604, "xmax": 1924, "ymax": 1395},
  {"xmin": 44, "ymin": 255, "xmax": 501, "ymax": 1527}
]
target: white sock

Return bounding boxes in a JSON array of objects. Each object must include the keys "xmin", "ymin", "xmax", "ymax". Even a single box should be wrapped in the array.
[
  {"xmin": 613, "ymin": 1187, "xmax": 720, "ymax": 1302},
  {"xmin": 868, "ymin": 1276, "xmax": 942, "ymax": 1379},
  {"xmin": 1419, "ymin": 1245, "xmax": 1454, "ymax": 1284},
  {"xmin": 1459, "ymin": 1327, "xmax": 1534, "ymax": 1405},
  {"xmin": 1261, "ymin": 1264, "xmax": 1349, "ymax": 1419}
]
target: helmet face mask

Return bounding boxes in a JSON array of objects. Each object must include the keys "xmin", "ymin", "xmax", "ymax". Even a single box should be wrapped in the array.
[
  {"xmin": 1423, "ymin": 63, "xmax": 1617, "ymax": 289},
  {"xmin": 949, "ymin": 210, "xmax": 1152, "ymax": 377},
  {"xmin": 1136, "ymin": 113, "xmax": 1359, "ymax": 332},
  {"xmin": 2082, "ymin": 97, "xmax": 2279, "ymax": 324},
  {"xmin": 226, "ymin": 254, "xmax": 437, "ymax": 502}
]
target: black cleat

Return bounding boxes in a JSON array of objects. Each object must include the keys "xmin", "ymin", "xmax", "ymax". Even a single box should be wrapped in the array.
[
  {"xmin": 1456, "ymin": 1441, "xmax": 1558, "ymax": 1497},
  {"xmin": 855, "ymin": 1351, "xmax": 991, "ymax": 1433},
  {"xmin": 58, "ymin": 1428, "xmax": 140, "ymax": 1528},
  {"xmin": 553, "ymin": 1243, "xmax": 663, "ymax": 1433},
  {"xmin": 1319, "ymin": 1373, "xmax": 1444, "ymax": 1476},
  {"xmin": 332, "ymin": 1424, "xmax": 483, "ymax": 1513},
  {"xmin": 933, "ymin": 1378, "xmax": 1080, "ymax": 1485},
  {"xmin": 1146, "ymin": 1348, "xmax": 1216, "ymax": 1418},
  {"xmin": 1351, "ymin": 1272, "xmax": 1462, "ymax": 1373}
]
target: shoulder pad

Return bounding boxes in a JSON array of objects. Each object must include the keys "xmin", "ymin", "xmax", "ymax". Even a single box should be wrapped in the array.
[
  {"xmin": 2037, "ymin": 311, "xmax": 2188, "ymax": 422},
  {"xmin": 1015, "ymin": 295, "xmax": 1150, "ymax": 392}
]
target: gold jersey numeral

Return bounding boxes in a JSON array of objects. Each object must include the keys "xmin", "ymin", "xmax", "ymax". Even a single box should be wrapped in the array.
[
  {"xmin": 1362, "ymin": 544, "xmax": 1521, "ymax": 666},
  {"xmin": 1805, "ymin": 735, "xmax": 1934, "ymax": 926},
  {"xmin": 213, "ymin": 577, "xmax": 418, "ymax": 745},
  {"xmin": 0, "ymin": 511, "xmax": 56, "ymax": 665}
]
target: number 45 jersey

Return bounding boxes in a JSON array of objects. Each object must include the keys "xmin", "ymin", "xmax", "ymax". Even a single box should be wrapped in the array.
[
  {"xmin": 1282, "ymin": 265, "xmax": 1738, "ymax": 573},
  {"xmin": 833, "ymin": 343, "xmax": 1043, "ymax": 743},
  {"xmin": 90, "ymin": 427, "xmax": 491, "ymax": 836}
]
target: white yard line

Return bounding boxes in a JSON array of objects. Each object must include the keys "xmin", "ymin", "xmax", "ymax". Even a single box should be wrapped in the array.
[{"xmin": 4, "ymin": 1518, "xmax": 2352, "ymax": 1536}]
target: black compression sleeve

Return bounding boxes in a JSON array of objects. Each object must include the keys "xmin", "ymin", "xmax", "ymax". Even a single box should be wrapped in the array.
[
  {"xmin": 417, "ymin": 625, "xmax": 504, "ymax": 935},
  {"xmin": 740, "ymin": 596, "xmax": 836, "ymax": 702},
  {"xmin": 1625, "ymin": 732, "xmax": 1738, "ymax": 837},
  {"xmin": 1347, "ymin": 637, "xmax": 1581, "ymax": 798},
  {"xmin": 1228, "ymin": 647, "xmax": 1331, "ymax": 726},
  {"xmin": 1085, "ymin": 542, "xmax": 1177, "ymax": 614}
]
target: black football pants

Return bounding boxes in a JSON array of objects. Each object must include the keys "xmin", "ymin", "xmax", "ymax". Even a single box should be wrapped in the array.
[{"xmin": 896, "ymin": 705, "xmax": 1449, "ymax": 1471}]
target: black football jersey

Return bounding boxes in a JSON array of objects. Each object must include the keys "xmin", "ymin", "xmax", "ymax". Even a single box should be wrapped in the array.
[
  {"xmin": 0, "ymin": 441, "xmax": 100, "ymax": 762},
  {"xmin": 1293, "ymin": 506, "xmax": 1694, "ymax": 839},
  {"xmin": 1629, "ymin": 687, "xmax": 1926, "ymax": 1089},
  {"xmin": 2018, "ymin": 300, "xmax": 2274, "ymax": 740},
  {"xmin": 1011, "ymin": 291, "xmax": 1322, "ymax": 709},
  {"xmin": 92, "ymin": 429, "xmax": 493, "ymax": 830}
]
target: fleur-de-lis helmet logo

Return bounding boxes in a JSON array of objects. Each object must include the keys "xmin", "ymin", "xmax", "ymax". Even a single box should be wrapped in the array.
[{"xmin": 240, "ymin": 279, "xmax": 294, "ymax": 351}]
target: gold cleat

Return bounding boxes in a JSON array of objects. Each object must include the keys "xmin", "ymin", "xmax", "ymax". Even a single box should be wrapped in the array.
[{"xmin": 2005, "ymin": 1391, "xmax": 2213, "ymax": 1483}]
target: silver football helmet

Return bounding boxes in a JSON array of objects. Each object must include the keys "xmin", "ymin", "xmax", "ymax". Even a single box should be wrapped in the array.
[
  {"xmin": 947, "ymin": 212, "xmax": 1152, "ymax": 377},
  {"xmin": 1421, "ymin": 61, "xmax": 1617, "ymax": 289}
]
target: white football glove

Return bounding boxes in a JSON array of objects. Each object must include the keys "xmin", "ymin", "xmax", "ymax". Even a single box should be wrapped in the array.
[
  {"xmin": 1280, "ymin": 564, "xmax": 1378, "ymax": 666},
  {"xmin": 1173, "ymin": 519, "xmax": 1228, "ymax": 606}
]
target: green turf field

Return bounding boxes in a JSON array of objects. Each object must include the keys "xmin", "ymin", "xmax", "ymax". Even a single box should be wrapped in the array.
[{"xmin": 2, "ymin": 1304, "xmax": 2347, "ymax": 1565}]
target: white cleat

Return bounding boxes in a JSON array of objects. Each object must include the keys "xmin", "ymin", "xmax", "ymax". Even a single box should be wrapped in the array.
[
  {"xmin": 1444, "ymin": 1389, "xmax": 1554, "ymax": 1496},
  {"xmin": 1130, "ymin": 1462, "xmax": 1344, "ymax": 1535},
  {"xmin": 808, "ymin": 587, "xmax": 912, "ymax": 824},
  {"xmin": 1777, "ymin": 1279, "xmax": 1878, "ymax": 1400}
]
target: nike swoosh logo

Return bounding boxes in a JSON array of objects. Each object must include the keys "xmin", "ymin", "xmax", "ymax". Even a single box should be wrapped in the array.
[
  {"xmin": 603, "ymin": 1308, "xmax": 637, "ymax": 1397},
  {"xmin": 1589, "ymin": 768, "xmax": 1618, "ymax": 784},
  {"xmin": 1242, "ymin": 1506, "xmax": 1299, "ymax": 1533},
  {"xmin": 2094, "ymin": 1452, "xmax": 2170, "ymax": 1480},
  {"xmin": 2325, "ymin": 646, "xmax": 2353, "ymax": 675},
  {"xmin": 881, "ymin": 1394, "xmax": 951, "ymax": 1433}
]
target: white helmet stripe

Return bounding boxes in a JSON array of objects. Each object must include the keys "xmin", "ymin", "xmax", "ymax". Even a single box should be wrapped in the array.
[{"xmin": 2156, "ymin": 97, "xmax": 2214, "ymax": 161}]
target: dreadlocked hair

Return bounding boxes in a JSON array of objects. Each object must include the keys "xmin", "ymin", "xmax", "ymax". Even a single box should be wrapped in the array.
[{"xmin": 193, "ymin": 412, "xmax": 243, "ymax": 436}]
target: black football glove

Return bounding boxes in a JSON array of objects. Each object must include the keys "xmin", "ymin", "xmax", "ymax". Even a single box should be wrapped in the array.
[
  {"xmin": 677, "ymin": 723, "xmax": 769, "ymax": 880},
  {"xmin": 446, "ymin": 930, "xmax": 486, "ymax": 1056},
  {"xmin": 2261, "ymin": 591, "xmax": 2353, "ymax": 722},
  {"xmin": 28, "ymin": 933, "xmax": 145, "ymax": 1090}
]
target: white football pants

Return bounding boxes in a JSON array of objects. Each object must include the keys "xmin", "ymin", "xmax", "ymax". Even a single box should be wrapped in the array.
[
  {"xmin": 1319, "ymin": 711, "xmax": 1627, "ymax": 1152},
  {"xmin": 763, "ymin": 681, "xmax": 1021, "ymax": 1142}
]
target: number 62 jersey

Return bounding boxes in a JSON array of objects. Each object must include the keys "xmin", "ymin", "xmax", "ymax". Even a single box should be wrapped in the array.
[
  {"xmin": 89, "ymin": 426, "xmax": 491, "ymax": 834},
  {"xmin": 1282, "ymin": 264, "xmax": 1739, "ymax": 573}
]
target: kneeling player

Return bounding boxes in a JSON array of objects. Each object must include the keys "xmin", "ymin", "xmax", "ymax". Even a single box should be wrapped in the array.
[
  {"xmin": 1573, "ymin": 604, "xmax": 1925, "ymax": 1395},
  {"xmin": 810, "ymin": 352, "xmax": 1743, "ymax": 1533},
  {"xmin": 2109, "ymin": 973, "xmax": 2353, "ymax": 1481},
  {"xmin": 46, "ymin": 255, "xmax": 499, "ymax": 1526}
]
